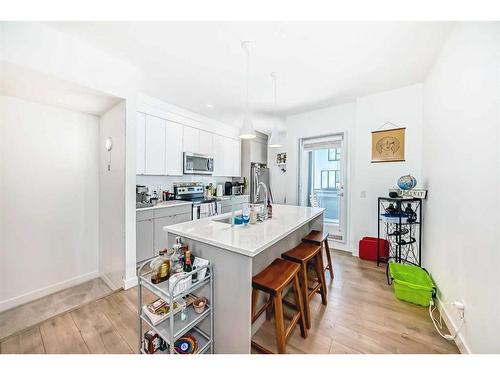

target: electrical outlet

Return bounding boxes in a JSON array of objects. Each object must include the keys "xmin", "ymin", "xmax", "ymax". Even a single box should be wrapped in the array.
[{"xmin": 452, "ymin": 300, "xmax": 465, "ymax": 319}]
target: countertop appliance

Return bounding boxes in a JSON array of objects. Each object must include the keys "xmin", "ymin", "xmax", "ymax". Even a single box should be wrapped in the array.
[
  {"xmin": 250, "ymin": 162, "xmax": 272, "ymax": 204},
  {"xmin": 224, "ymin": 181, "xmax": 233, "ymax": 196},
  {"xmin": 216, "ymin": 184, "xmax": 223, "ymax": 197},
  {"xmin": 173, "ymin": 182, "xmax": 221, "ymax": 220},
  {"xmin": 232, "ymin": 182, "xmax": 244, "ymax": 195},
  {"xmin": 183, "ymin": 152, "xmax": 214, "ymax": 175},
  {"xmin": 136, "ymin": 185, "xmax": 153, "ymax": 208}
]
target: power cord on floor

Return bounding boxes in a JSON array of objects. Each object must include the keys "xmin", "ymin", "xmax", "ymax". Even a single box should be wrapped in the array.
[{"xmin": 428, "ymin": 299, "xmax": 464, "ymax": 341}]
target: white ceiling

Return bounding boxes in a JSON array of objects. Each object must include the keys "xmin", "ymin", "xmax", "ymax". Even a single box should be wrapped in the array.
[{"xmin": 46, "ymin": 22, "xmax": 453, "ymax": 131}]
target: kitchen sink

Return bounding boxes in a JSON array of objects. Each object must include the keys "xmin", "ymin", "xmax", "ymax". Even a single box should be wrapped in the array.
[{"xmin": 212, "ymin": 217, "xmax": 233, "ymax": 225}]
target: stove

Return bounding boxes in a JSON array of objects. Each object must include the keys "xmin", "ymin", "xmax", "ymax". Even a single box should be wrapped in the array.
[{"xmin": 173, "ymin": 182, "xmax": 221, "ymax": 219}]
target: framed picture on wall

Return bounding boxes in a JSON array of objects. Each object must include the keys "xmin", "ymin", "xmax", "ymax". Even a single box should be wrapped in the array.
[{"xmin": 371, "ymin": 127, "xmax": 406, "ymax": 163}]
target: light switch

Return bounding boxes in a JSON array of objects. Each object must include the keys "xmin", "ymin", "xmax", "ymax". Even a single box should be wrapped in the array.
[{"xmin": 360, "ymin": 190, "xmax": 367, "ymax": 198}]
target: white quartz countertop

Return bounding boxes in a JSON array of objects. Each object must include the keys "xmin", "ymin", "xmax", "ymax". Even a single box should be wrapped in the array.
[
  {"xmin": 164, "ymin": 204, "xmax": 325, "ymax": 257},
  {"xmin": 136, "ymin": 200, "xmax": 192, "ymax": 212}
]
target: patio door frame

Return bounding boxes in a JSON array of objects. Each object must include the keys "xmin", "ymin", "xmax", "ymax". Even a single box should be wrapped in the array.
[{"xmin": 298, "ymin": 131, "xmax": 348, "ymax": 244}]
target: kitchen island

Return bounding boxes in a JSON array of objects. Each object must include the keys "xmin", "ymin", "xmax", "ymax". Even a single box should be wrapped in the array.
[{"xmin": 164, "ymin": 204, "xmax": 325, "ymax": 353}]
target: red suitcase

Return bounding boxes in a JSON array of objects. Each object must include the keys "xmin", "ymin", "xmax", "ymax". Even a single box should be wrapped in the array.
[{"xmin": 359, "ymin": 236, "xmax": 389, "ymax": 261}]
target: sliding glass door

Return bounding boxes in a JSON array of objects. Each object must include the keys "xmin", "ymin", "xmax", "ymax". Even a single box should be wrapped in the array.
[{"xmin": 299, "ymin": 134, "xmax": 346, "ymax": 242}]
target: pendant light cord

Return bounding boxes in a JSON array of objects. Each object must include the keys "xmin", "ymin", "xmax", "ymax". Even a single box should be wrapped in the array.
[
  {"xmin": 242, "ymin": 41, "xmax": 250, "ymax": 112},
  {"xmin": 271, "ymin": 72, "xmax": 277, "ymax": 128}
]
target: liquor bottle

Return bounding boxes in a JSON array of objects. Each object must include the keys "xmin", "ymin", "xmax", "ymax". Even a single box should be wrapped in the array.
[
  {"xmin": 151, "ymin": 249, "xmax": 170, "ymax": 284},
  {"xmin": 183, "ymin": 250, "xmax": 193, "ymax": 273},
  {"xmin": 267, "ymin": 200, "xmax": 273, "ymax": 219}
]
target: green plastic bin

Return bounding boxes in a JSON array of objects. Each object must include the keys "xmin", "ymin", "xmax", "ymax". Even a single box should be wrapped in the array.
[{"xmin": 388, "ymin": 263, "xmax": 435, "ymax": 307}]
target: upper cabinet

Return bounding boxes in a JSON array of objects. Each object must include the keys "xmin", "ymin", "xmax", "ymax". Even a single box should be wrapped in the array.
[
  {"xmin": 198, "ymin": 130, "xmax": 213, "ymax": 156},
  {"xmin": 137, "ymin": 111, "xmax": 240, "ymax": 177},
  {"xmin": 145, "ymin": 115, "xmax": 166, "ymax": 175},
  {"xmin": 212, "ymin": 134, "xmax": 225, "ymax": 176},
  {"xmin": 136, "ymin": 112, "xmax": 146, "ymax": 175},
  {"xmin": 165, "ymin": 120, "xmax": 183, "ymax": 176},
  {"xmin": 183, "ymin": 127, "xmax": 213, "ymax": 156},
  {"xmin": 183, "ymin": 126, "xmax": 200, "ymax": 153},
  {"xmin": 220, "ymin": 137, "xmax": 241, "ymax": 177}
]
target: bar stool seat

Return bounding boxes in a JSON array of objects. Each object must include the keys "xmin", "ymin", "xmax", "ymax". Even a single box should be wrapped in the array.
[
  {"xmin": 251, "ymin": 258, "xmax": 307, "ymax": 354},
  {"xmin": 302, "ymin": 230, "xmax": 334, "ymax": 280},
  {"xmin": 282, "ymin": 242, "xmax": 327, "ymax": 330}
]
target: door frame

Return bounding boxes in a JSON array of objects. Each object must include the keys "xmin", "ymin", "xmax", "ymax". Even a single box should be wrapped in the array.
[{"xmin": 297, "ymin": 131, "xmax": 349, "ymax": 245}]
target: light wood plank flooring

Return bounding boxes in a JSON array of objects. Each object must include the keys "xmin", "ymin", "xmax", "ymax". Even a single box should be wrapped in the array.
[
  {"xmin": 0, "ymin": 251, "xmax": 459, "ymax": 354},
  {"xmin": 0, "ymin": 278, "xmax": 112, "ymax": 340}
]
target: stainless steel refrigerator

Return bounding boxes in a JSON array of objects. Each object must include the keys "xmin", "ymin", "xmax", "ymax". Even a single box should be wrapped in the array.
[{"xmin": 250, "ymin": 162, "xmax": 271, "ymax": 203}]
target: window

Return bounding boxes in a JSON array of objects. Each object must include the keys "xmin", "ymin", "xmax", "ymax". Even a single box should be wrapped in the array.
[
  {"xmin": 320, "ymin": 169, "xmax": 341, "ymax": 190},
  {"xmin": 328, "ymin": 148, "xmax": 340, "ymax": 161}
]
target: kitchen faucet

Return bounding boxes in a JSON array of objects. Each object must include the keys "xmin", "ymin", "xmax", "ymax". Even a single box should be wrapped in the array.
[{"xmin": 255, "ymin": 182, "xmax": 269, "ymax": 220}]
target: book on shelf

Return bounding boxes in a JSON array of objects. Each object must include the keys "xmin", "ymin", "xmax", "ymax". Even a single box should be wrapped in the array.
[{"xmin": 142, "ymin": 298, "xmax": 186, "ymax": 326}]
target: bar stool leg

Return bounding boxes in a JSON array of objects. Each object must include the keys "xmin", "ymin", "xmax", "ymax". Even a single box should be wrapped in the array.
[
  {"xmin": 324, "ymin": 239, "xmax": 334, "ymax": 279},
  {"xmin": 300, "ymin": 263, "xmax": 311, "ymax": 330},
  {"xmin": 273, "ymin": 291, "xmax": 286, "ymax": 354},
  {"xmin": 252, "ymin": 288, "xmax": 259, "ymax": 318},
  {"xmin": 315, "ymin": 253, "xmax": 328, "ymax": 306},
  {"xmin": 292, "ymin": 274, "xmax": 307, "ymax": 338}
]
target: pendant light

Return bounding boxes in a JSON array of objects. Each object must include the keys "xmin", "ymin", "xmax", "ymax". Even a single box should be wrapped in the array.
[
  {"xmin": 239, "ymin": 41, "xmax": 256, "ymax": 139},
  {"xmin": 268, "ymin": 72, "xmax": 282, "ymax": 148}
]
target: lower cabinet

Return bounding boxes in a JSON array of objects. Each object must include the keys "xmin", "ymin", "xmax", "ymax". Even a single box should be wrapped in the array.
[
  {"xmin": 174, "ymin": 212, "xmax": 192, "ymax": 224},
  {"xmin": 136, "ymin": 218, "xmax": 154, "ymax": 263},
  {"xmin": 153, "ymin": 215, "xmax": 175, "ymax": 252},
  {"xmin": 136, "ymin": 205, "xmax": 192, "ymax": 264}
]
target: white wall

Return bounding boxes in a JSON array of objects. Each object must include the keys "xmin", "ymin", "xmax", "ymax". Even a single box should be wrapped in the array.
[
  {"xmin": 283, "ymin": 85, "xmax": 423, "ymax": 252},
  {"xmin": 1, "ymin": 22, "xmax": 141, "ymax": 288},
  {"xmin": 99, "ymin": 101, "xmax": 126, "ymax": 290},
  {"xmin": 0, "ymin": 96, "xmax": 99, "ymax": 312},
  {"xmin": 350, "ymin": 84, "xmax": 423, "ymax": 253},
  {"xmin": 422, "ymin": 23, "xmax": 500, "ymax": 353}
]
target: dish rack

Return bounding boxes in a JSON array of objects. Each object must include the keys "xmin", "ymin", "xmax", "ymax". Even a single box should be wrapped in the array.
[{"xmin": 137, "ymin": 257, "xmax": 214, "ymax": 354}]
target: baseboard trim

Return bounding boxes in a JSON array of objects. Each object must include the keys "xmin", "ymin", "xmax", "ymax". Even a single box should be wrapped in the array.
[
  {"xmin": 435, "ymin": 295, "xmax": 471, "ymax": 354},
  {"xmin": 99, "ymin": 272, "xmax": 120, "ymax": 291},
  {"xmin": 123, "ymin": 276, "xmax": 138, "ymax": 290},
  {"xmin": 0, "ymin": 270, "xmax": 99, "ymax": 313}
]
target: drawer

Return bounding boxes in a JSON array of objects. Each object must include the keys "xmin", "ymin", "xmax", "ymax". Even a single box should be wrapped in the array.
[
  {"xmin": 154, "ymin": 204, "xmax": 192, "ymax": 218},
  {"xmin": 174, "ymin": 212, "xmax": 192, "ymax": 224},
  {"xmin": 136, "ymin": 209, "xmax": 154, "ymax": 221}
]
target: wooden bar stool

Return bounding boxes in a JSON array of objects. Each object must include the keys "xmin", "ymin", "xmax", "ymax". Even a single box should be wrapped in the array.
[
  {"xmin": 251, "ymin": 258, "xmax": 307, "ymax": 354},
  {"xmin": 303, "ymin": 230, "xmax": 334, "ymax": 280},
  {"xmin": 282, "ymin": 242, "xmax": 327, "ymax": 330}
]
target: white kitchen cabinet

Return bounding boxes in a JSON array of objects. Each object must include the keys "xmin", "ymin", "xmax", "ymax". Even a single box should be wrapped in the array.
[
  {"xmin": 198, "ymin": 130, "xmax": 214, "ymax": 156},
  {"xmin": 145, "ymin": 115, "xmax": 166, "ymax": 175},
  {"xmin": 165, "ymin": 120, "xmax": 183, "ymax": 175},
  {"xmin": 212, "ymin": 134, "xmax": 225, "ymax": 176},
  {"xmin": 231, "ymin": 138, "xmax": 241, "ymax": 177},
  {"xmin": 136, "ymin": 218, "xmax": 154, "ymax": 263},
  {"xmin": 136, "ymin": 112, "xmax": 146, "ymax": 175},
  {"xmin": 174, "ymin": 212, "xmax": 192, "ymax": 224},
  {"xmin": 222, "ymin": 137, "xmax": 241, "ymax": 177},
  {"xmin": 183, "ymin": 126, "xmax": 200, "ymax": 153},
  {"xmin": 222, "ymin": 137, "xmax": 233, "ymax": 176}
]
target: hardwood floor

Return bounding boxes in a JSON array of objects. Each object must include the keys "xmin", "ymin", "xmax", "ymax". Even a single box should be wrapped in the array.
[{"xmin": 0, "ymin": 250, "xmax": 459, "ymax": 354}]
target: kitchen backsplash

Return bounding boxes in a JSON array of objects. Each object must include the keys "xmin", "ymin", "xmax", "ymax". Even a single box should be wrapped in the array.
[{"xmin": 136, "ymin": 175, "xmax": 239, "ymax": 195}]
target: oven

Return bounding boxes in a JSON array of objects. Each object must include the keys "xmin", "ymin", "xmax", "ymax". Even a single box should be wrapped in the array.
[{"xmin": 183, "ymin": 152, "xmax": 214, "ymax": 175}]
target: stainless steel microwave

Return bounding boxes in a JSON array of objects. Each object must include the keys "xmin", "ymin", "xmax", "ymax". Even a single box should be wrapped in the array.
[{"xmin": 183, "ymin": 152, "xmax": 214, "ymax": 175}]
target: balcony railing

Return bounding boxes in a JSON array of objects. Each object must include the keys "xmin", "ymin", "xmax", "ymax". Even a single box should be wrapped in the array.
[{"xmin": 312, "ymin": 189, "xmax": 339, "ymax": 222}]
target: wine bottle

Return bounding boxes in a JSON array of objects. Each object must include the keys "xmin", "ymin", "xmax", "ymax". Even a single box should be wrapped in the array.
[{"xmin": 183, "ymin": 250, "xmax": 192, "ymax": 273}]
